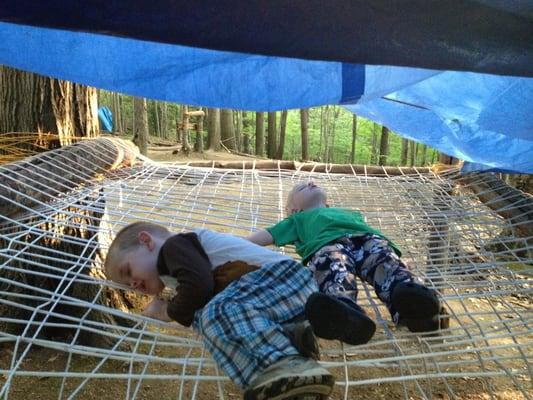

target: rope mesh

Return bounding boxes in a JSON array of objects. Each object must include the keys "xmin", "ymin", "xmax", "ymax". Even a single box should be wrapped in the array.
[{"xmin": 0, "ymin": 142, "xmax": 531, "ymax": 399}]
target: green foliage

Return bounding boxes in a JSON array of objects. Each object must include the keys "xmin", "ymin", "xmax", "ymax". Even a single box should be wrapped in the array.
[{"xmin": 99, "ymin": 91, "xmax": 438, "ymax": 166}]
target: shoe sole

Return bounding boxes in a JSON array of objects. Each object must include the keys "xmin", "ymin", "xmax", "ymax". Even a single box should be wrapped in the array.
[
  {"xmin": 244, "ymin": 372, "xmax": 334, "ymax": 400},
  {"xmin": 305, "ymin": 293, "xmax": 376, "ymax": 345},
  {"xmin": 285, "ymin": 322, "xmax": 321, "ymax": 360},
  {"xmin": 392, "ymin": 282, "xmax": 441, "ymax": 332}
]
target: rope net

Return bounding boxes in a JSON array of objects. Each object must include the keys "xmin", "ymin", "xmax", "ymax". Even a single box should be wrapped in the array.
[{"xmin": 0, "ymin": 138, "xmax": 531, "ymax": 400}]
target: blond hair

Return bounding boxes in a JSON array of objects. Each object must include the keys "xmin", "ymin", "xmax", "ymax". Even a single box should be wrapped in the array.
[{"xmin": 104, "ymin": 221, "xmax": 169, "ymax": 276}]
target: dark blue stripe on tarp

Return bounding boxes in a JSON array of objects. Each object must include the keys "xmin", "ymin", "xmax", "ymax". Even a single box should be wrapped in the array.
[
  {"xmin": 340, "ymin": 63, "xmax": 365, "ymax": 103},
  {"xmin": 1, "ymin": 0, "xmax": 533, "ymax": 77}
]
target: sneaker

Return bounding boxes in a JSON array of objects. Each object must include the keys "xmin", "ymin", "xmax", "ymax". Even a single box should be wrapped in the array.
[
  {"xmin": 391, "ymin": 282, "xmax": 443, "ymax": 332},
  {"xmin": 305, "ymin": 293, "xmax": 376, "ymax": 346},
  {"xmin": 283, "ymin": 320, "xmax": 321, "ymax": 360},
  {"xmin": 243, "ymin": 356, "xmax": 334, "ymax": 400}
]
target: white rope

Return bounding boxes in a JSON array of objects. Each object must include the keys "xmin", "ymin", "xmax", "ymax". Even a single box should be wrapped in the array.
[{"xmin": 0, "ymin": 147, "xmax": 531, "ymax": 400}]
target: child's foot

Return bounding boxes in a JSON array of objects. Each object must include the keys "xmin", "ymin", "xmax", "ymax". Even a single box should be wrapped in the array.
[
  {"xmin": 391, "ymin": 282, "xmax": 444, "ymax": 332},
  {"xmin": 283, "ymin": 320, "xmax": 321, "ymax": 360},
  {"xmin": 243, "ymin": 356, "xmax": 334, "ymax": 400},
  {"xmin": 305, "ymin": 293, "xmax": 376, "ymax": 346}
]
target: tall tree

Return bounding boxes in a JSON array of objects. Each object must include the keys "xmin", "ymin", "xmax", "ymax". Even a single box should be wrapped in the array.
[
  {"xmin": 409, "ymin": 140, "xmax": 416, "ymax": 166},
  {"xmin": 350, "ymin": 115, "xmax": 357, "ymax": 164},
  {"xmin": 207, "ymin": 108, "xmax": 221, "ymax": 150},
  {"xmin": 400, "ymin": 138, "xmax": 409, "ymax": 165},
  {"xmin": 0, "ymin": 67, "xmax": 131, "ymax": 347},
  {"xmin": 160, "ymin": 102, "xmax": 168, "ymax": 138},
  {"xmin": 180, "ymin": 105, "xmax": 192, "ymax": 153},
  {"xmin": 153, "ymin": 101, "xmax": 161, "ymax": 137},
  {"xmin": 300, "ymin": 109, "xmax": 309, "ymax": 161},
  {"xmin": 370, "ymin": 122, "xmax": 379, "ymax": 164},
  {"xmin": 276, "ymin": 110, "xmax": 288, "ymax": 159},
  {"xmin": 0, "ymin": 66, "xmax": 99, "ymax": 146},
  {"xmin": 234, "ymin": 111, "xmax": 242, "ymax": 151},
  {"xmin": 378, "ymin": 126, "xmax": 390, "ymax": 166},
  {"xmin": 420, "ymin": 144, "xmax": 427, "ymax": 165},
  {"xmin": 328, "ymin": 106, "xmax": 340, "ymax": 163},
  {"xmin": 194, "ymin": 111, "xmax": 204, "ymax": 153},
  {"xmin": 133, "ymin": 97, "xmax": 149, "ymax": 155},
  {"xmin": 267, "ymin": 112, "xmax": 277, "ymax": 158},
  {"xmin": 220, "ymin": 108, "xmax": 236, "ymax": 150},
  {"xmin": 111, "ymin": 92, "xmax": 123, "ymax": 134},
  {"xmin": 322, "ymin": 106, "xmax": 331, "ymax": 162},
  {"xmin": 255, "ymin": 112, "xmax": 265, "ymax": 156}
]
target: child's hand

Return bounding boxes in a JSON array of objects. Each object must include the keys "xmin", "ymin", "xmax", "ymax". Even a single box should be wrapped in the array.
[{"xmin": 142, "ymin": 298, "xmax": 173, "ymax": 322}]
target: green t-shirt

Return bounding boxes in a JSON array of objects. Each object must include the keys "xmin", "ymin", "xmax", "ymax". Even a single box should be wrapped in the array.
[{"xmin": 266, "ymin": 207, "xmax": 401, "ymax": 264}]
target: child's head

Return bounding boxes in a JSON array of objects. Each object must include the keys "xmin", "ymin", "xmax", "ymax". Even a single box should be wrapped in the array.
[
  {"xmin": 104, "ymin": 221, "xmax": 171, "ymax": 295},
  {"xmin": 285, "ymin": 181, "xmax": 328, "ymax": 216}
]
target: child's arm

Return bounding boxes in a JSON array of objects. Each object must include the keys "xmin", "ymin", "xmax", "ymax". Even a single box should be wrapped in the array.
[
  {"xmin": 160, "ymin": 233, "xmax": 215, "ymax": 327},
  {"xmin": 142, "ymin": 298, "xmax": 173, "ymax": 322},
  {"xmin": 246, "ymin": 229, "xmax": 274, "ymax": 246}
]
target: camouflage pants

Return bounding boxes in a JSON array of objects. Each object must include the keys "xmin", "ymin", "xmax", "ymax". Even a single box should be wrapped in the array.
[{"xmin": 307, "ymin": 234, "xmax": 420, "ymax": 323}]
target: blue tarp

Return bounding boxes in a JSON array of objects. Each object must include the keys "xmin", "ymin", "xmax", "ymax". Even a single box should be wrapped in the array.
[
  {"xmin": 98, "ymin": 106, "xmax": 113, "ymax": 132},
  {"xmin": 0, "ymin": 2, "xmax": 532, "ymax": 173}
]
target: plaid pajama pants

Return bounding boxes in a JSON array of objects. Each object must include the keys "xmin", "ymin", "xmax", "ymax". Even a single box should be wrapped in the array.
[
  {"xmin": 308, "ymin": 233, "xmax": 420, "ymax": 323},
  {"xmin": 194, "ymin": 259, "xmax": 317, "ymax": 388}
]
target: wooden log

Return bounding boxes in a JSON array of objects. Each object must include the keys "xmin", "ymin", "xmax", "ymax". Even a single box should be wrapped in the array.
[
  {"xmin": 185, "ymin": 110, "xmax": 205, "ymax": 117},
  {"xmin": 456, "ymin": 173, "xmax": 533, "ymax": 237},
  {"xmin": 148, "ymin": 145, "xmax": 183, "ymax": 152},
  {"xmin": 176, "ymin": 160, "xmax": 430, "ymax": 176},
  {"xmin": 0, "ymin": 138, "xmax": 139, "ymax": 219}
]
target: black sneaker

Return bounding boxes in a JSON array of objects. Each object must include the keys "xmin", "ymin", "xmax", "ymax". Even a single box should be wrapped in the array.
[
  {"xmin": 243, "ymin": 356, "xmax": 334, "ymax": 400},
  {"xmin": 305, "ymin": 293, "xmax": 376, "ymax": 346},
  {"xmin": 391, "ymin": 282, "xmax": 443, "ymax": 332},
  {"xmin": 283, "ymin": 320, "xmax": 321, "ymax": 360}
]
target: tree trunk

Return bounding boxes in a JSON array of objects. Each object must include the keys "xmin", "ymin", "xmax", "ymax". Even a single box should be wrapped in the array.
[
  {"xmin": 0, "ymin": 66, "xmax": 99, "ymax": 147},
  {"xmin": 350, "ymin": 115, "xmax": 357, "ymax": 164},
  {"xmin": 153, "ymin": 101, "xmax": 161, "ymax": 137},
  {"xmin": 234, "ymin": 111, "xmax": 242, "ymax": 152},
  {"xmin": 207, "ymin": 108, "xmax": 221, "ymax": 151},
  {"xmin": 300, "ymin": 109, "xmax": 309, "ymax": 161},
  {"xmin": 243, "ymin": 133, "xmax": 251, "ymax": 154},
  {"xmin": 409, "ymin": 140, "xmax": 416, "ymax": 166},
  {"xmin": 133, "ymin": 97, "xmax": 149, "ymax": 155},
  {"xmin": 370, "ymin": 122, "xmax": 379, "ymax": 164},
  {"xmin": 401, "ymin": 138, "xmax": 409, "ymax": 166},
  {"xmin": 220, "ymin": 109, "xmax": 236, "ymax": 150},
  {"xmin": 255, "ymin": 112, "xmax": 265, "ymax": 156},
  {"xmin": 180, "ymin": 105, "xmax": 191, "ymax": 154},
  {"xmin": 111, "ymin": 93, "xmax": 119, "ymax": 133},
  {"xmin": 329, "ymin": 107, "xmax": 340, "ymax": 163},
  {"xmin": 322, "ymin": 106, "xmax": 330, "ymax": 162},
  {"xmin": 161, "ymin": 102, "xmax": 168, "ymax": 138},
  {"xmin": 439, "ymin": 152, "xmax": 458, "ymax": 165},
  {"xmin": 420, "ymin": 144, "xmax": 427, "ymax": 165},
  {"xmin": 194, "ymin": 111, "xmax": 204, "ymax": 153},
  {"xmin": 0, "ymin": 67, "xmax": 132, "ymax": 348},
  {"xmin": 276, "ymin": 110, "xmax": 288, "ymax": 160},
  {"xmin": 378, "ymin": 126, "xmax": 390, "ymax": 166},
  {"xmin": 267, "ymin": 112, "xmax": 277, "ymax": 158}
]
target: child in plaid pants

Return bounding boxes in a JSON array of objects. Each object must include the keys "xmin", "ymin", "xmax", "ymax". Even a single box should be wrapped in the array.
[{"xmin": 105, "ymin": 221, "xmax": 334, "ymax": 400}]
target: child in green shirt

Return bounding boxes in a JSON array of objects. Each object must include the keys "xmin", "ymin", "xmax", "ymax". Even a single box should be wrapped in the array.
[{"xmin": 248, "ymin": 182, "xmax": 447, "ymax": 345}]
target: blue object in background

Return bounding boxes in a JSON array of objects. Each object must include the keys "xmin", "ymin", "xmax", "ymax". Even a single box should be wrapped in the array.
[{"xmin": 98, "ymin": 106, "xmax": 113, "ymax": 132}]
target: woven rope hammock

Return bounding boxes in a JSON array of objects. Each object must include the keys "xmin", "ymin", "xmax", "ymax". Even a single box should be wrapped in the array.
[{"xmin": 0, "ymin": 137, "xmax": 531, "ymax": 400}]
